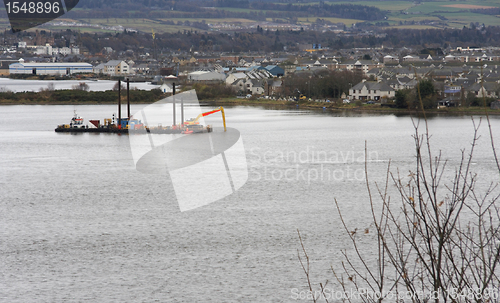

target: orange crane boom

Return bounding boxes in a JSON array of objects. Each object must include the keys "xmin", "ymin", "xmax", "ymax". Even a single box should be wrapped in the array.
[{"xmin": 184, "ymin": 107, "xmax": 226, "ymax": 131}]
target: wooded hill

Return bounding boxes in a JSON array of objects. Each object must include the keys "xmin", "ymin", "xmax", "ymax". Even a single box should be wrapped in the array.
[
  {"xmin": 70, "ymin": 0, "xmax": 386, "ymax": 21},
  {"xmin": 68, "ymin": 26, "xmax": 500, "ymax": 53}
]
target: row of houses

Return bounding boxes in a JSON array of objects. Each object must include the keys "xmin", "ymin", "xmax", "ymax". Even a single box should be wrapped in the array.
[
  {"xmin": 174, "ymin": 50, "xmax": 500, "ymax": 71},
  {"xmin": 389, "ymin": 53, "xmax": 500, "ymax": 64},
  {"xmin": 16, "ymin": 42, "xmax": 80, "ymax": 56},
  {"xmin": 8, "ymin": 58, "xmax": 284, "ymax": 78},
  {"xmin": 225, "ymin": 69, "xmax": 276, "ymax": 95},
  {"xmin": 180, "ymin": 65, "xmax": 285, "ymax": 94},
  {"xmin": 31, "ymin": 44, "xmax": 80, "ymax": 56},
  {"xmin": 348, "ymin": 78, "xmax": 500, "ymax": 102},
  {"xmin": 7, "ymin": 55, "xmax": 500, "ymax": 103}
]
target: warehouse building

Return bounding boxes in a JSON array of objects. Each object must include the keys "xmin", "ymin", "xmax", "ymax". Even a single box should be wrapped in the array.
[{"xmin": 9, "ymin": 59, "xmax": 93, "ymax": 75}]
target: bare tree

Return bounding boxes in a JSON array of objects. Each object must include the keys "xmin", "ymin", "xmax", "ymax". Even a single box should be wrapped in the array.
[
  {"xmin": 112, "ymin": 81, "xmax": 126, "ymax": 91},
  {"xmin": 298, "ymin": 82, "xmax": 500, "ymax": 303},
  {"xmin": 72, "ymin": 82, "xmax": 90, "ymax": 91}
]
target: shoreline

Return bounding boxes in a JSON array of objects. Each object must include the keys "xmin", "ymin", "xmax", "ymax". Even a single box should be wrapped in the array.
[
  {"xmin": 0, "ymin": 100, "xmax": 155, "ymax": 105},
  {"xmin": 1, "ymin": 99, "xmax": 499, "ymax": 116},
  {"xmin": 206, "ymin": 99, "xmax": 500, "ymax": 116}
]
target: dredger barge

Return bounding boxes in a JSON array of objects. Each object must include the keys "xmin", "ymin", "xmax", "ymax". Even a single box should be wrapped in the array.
[{"xmin": 54, "ymin": 79, "xmax": 225, "ymax": 134}]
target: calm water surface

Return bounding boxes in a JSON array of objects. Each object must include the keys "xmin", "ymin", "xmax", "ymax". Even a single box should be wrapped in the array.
[{"xmin": 1, "ymin": 105, "xmax": 500, "ymax": 302}]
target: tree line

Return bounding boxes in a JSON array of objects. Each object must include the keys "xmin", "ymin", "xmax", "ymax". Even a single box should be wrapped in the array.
[
  {"xmin": 282, "ymin": 69, "xmax": 365, "ymax": 100},
  {"xmin": 69, "ymin": 25, "xmax": 500, "ymax": 54},
  {"xmin": 71, "ymin": 0, "xmax": 385, "ymax": 21},
  {"xmin": 249, "ymin": 2, "xmax": 386, "ymax": 21},
  {"xmin": 393, "ymin": 79, "xmax": 498, "ymax": 109},
  {"xmin": 0, "ymin": 88, "xmax": 165, "ymax": 104}
]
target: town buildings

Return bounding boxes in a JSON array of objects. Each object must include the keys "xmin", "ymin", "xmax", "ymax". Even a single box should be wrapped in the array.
[{"xmin": 2, "ymin": 33, "xmax": 500, "ymax": 106}]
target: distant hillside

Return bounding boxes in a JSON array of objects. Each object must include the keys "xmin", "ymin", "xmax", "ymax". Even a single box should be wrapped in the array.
[
  {"xmin": 75, "ymin": 0, "xmax": 386, "ymax": 21},
  {"xmin": 71, "ymin": 25, "xmax": 500, "ymax": 53},
  {"xmin": 78, "ymin": 0, "xmax": 368, "ymax": 9}
]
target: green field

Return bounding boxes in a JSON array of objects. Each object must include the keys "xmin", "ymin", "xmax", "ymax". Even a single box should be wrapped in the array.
[
  {"xmin": 410, "ymin": 0, "xmax": 500, "ymax": 13},
  {"xmin": 206, "ymin": 7, "xmax": 264, "ymax": 13},
  {"xmin": 333, "ymin": 1, "xmax": 415, "ymax": 11},
  {"xmin": 296, "ymin": 17, "xmax": 363, "ymax": 26},
  {"xmin": 391, "ymin": 15, "xmax": 442, "ymax": 22},
  {"xmin": 378, "ymin": 0, "xmax": 500, "ymax": 28},
  {"xmin": 1, "ymin": 0, "xmax": 500, "ymax": 33},
  {"xmin": 214, "ymin": 1, "xmax": 500, "ymax": 28},
  {"xmin": 163, "ymin": 18, "xmax": 256, "ymax": 24},
  {"xmin": 387, "ymin": 24, "xmax": 445, "ymax": 30},
  {"xmin": 77, "ymin": 18, "xmax": 199, "ymax": 33}
]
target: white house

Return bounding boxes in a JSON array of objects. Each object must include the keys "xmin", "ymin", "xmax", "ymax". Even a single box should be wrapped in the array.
[
  {"xmin": 93, "ymin": 63, "xmax": 105, "ymax": 74},
  {"xmin": 226, "ymin": 69, "xmax": 274, "ymax": 95},
  {"xmin": 132, "ymin": 63, "xmax": 150, "ymax": 74},
  {"xmin": 244, "ymin": 79, "xmax": 265, "ymax": 95},
  {"xmin": 35, "ymin": 45, "xmax": 51, "ymax": 55},
  {"xmin": 225, "ymin": 72, "xmax": 247, "ymax": 86},
  {"xmin": 33, "ymin": 44, "xmax": 79, "ymax": 56},
  {"xmin": 340, "ymin": 60, "xmax": 381, "ymax": 74},
  {"xmin": 467, "ymin": 82, "xmax": 499, "ymax": 99},
  {"xmin": 383, "ymin": 55, "xmax": 399, "ymax": 64},
  {"xmin": 59, "ymin": 47, "xmax": 71, "ymax": 56},
  {"xmin": 349, "ymin": 80, "xmax": 395, "ymax": 101},
  {"xmin": 159, "ymin": 83, "xmax": 173, "ymax": 93},
  {"xmin": 103, "ymin": 60, "xmax": 130, "ymax": 75}
]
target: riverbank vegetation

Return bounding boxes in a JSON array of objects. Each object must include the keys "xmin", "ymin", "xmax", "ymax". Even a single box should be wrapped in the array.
[
  {"xmin": 281, "ymin": 69, "xmax": 365, "ymax": 101},
  {"xmin": 2, "ymin": 88, "xmax": 499, "ymax": 116},
  {"xmin": 0, "ymin": 87, "xmax": 165, "ymax": 104},
  {"xmin": 297, "ymin": 88, "xmax": 500, "ymax": 303},
  {"xmin": 1, "ymin": 78, "xmax": 498, "ymax": 116},
  {"xmin": 211, "ymin": 98, "xmax": 500, "ymax": 115}
]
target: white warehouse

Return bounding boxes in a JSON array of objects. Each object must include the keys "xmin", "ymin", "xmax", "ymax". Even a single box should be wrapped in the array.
[
  {"xmin": 187, "ymin": 70, "xmax": 226, "ymax": 82},
  {"xmin": 9, "ymin": 59, "xmax": 93, "ymax": 76}
]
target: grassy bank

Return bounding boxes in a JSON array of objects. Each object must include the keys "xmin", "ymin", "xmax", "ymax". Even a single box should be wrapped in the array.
[
  {"xmin": 206, "ymin": 97, "xmax": 500, "ymax": 115},
  {"xmin": 0, "ymin": 89, "xmax": 165, "ymax": 105},
  {"xmin": 2, "ymin": 95, "xmax": 499, "ymax": 116}
]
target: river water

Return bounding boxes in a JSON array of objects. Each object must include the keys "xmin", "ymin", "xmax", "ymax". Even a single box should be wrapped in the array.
[
  {"xmin": 0, "ymin": 78, "xmax": 159, "ymax": 93},
  {"xmin": 1, "ymin": 105, "xmax": 500, "ymax": 302}
]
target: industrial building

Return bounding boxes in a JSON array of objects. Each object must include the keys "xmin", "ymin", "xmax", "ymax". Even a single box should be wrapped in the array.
[{"xmin": 9, "ymin": 59, "xmax": 93, "ymax": 75}]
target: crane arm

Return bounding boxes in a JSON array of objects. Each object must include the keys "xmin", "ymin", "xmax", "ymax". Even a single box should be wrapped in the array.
[{"xmin": 191, "ymin": 107, "xmax": 226, "ymax": 131}]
